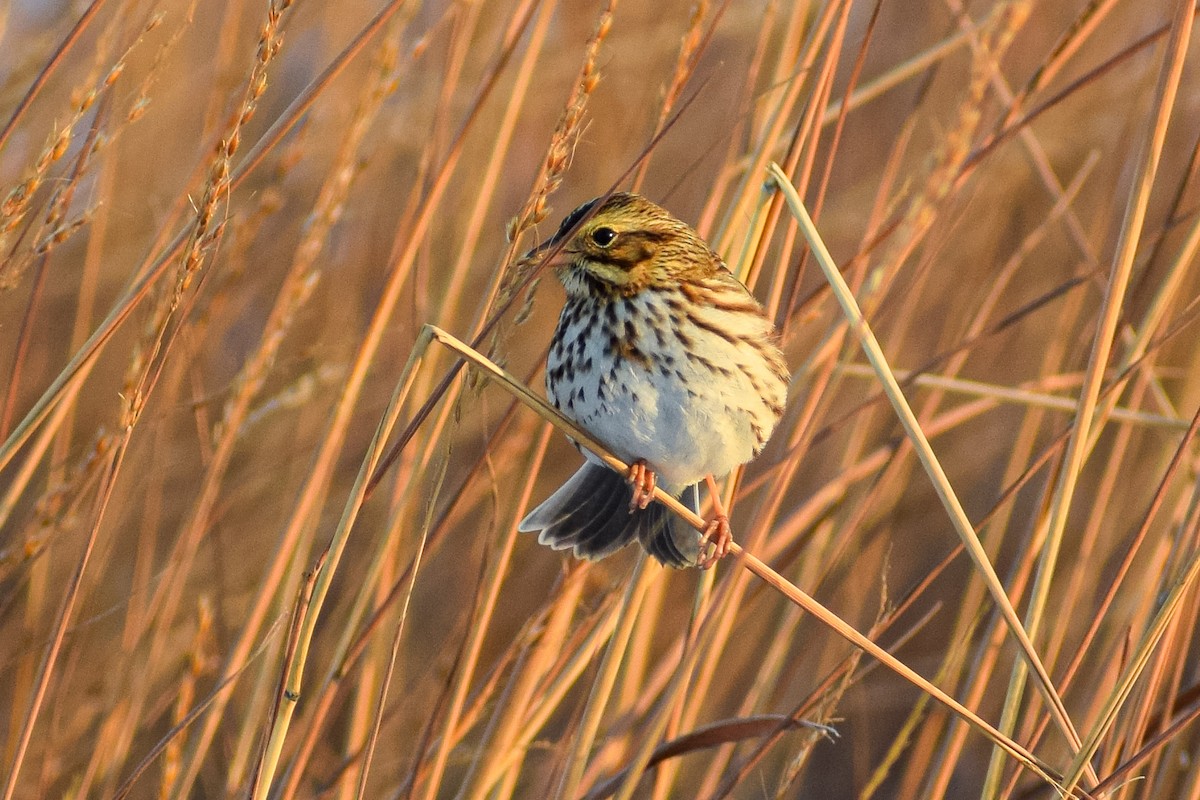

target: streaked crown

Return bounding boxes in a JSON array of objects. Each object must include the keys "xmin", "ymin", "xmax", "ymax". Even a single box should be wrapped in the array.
[{"xmin": 532, "ymin": 193, "xmax": 721, "ymax": 297}]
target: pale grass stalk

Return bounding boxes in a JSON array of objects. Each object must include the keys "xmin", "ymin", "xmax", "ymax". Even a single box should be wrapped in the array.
[
  {"xmin": 997, "ymin": 403, "xmax": 1200, "ymax": 799},
  {"xmin": 836, "ymin": 365, "xmax": 1185, "ymax": 430},
  {"xmin": 483, "ymin": 596, "xmax": 624, "ymax": 784},
  {"xmin": 352, "ymin": 437, "xmax": 564, "ymax": 790},
  {"xmin": 1047, "ymin": 378, "xmax": 1152, "ymax": 666},
  {"xmin": 416, "ymin": 473, "xmax": 524, "ymax": 797},
  {"xmin": 176, "ymin": 7, "xmax": 526, "ymax": 787},
  {"xmin": 0, "ymin": 0, "xmax": 108, "ymax": 154},
  {"xmin": 1061, "ymin": 551, "xmax": 1200, "ymax": 796},
  {"xmin": 146, "ymin": 26, "xmax": 390, "ymax": 783},
  {"xmin": 225, "ymin": 627, "xmax": 288, "ymax": 791},
  {"xmin": 249, "ymin": 321, "xmax": 434, "ymax": 799},
  {"xmin": 277, "ymin": 395, "xmax": 544, "ymax": 796},
  {"xmin": 726, "ymin": 182, "xmax": 775, "ymax": 287},
  {"xmin": 1125, "ymin": 564, "xmax": 1200, "ymax": 790},
  {"xmin": 460, "ymin": 496, "xmax": 583, "ymax": 799},
  {"xmin": 556, "ymin": 557, "xmax": 656, "ymax": 800},
  {"xmin": 439, "ymin": 0, "xmax": 556, "ymax": 326},
  {"xmin": 355, "ymin": 418, "xmax": 459, "ymax": 800},
  {"xmin": 751, "ymin": 1, "xmax": 849, "ymax": 300},
  {"xmin": 946, "ymin": 0, "xmax": 1102, "ymax": 269},
  {"xmin": 835, "ymin": 238, "xmax": 954, "ymax": 555},
  {"xmin": 0, "ymin": 0, "xmax": 412, "ymax": 480},
  {"xmin": 771, "ymin": 164, "xmax": 1088, "ymax": 780},
  {"xmin": 651, "ymin": 20, "xmax": 850, "ymax": 764},
  {"xmin": 949, "ymin": 0, "xmax": 1177, "ymax": 425},
  {"xmin": 421, "ymin": 323, "xmax": 1071, "ymax": 790},
  {"xmin": 328, "ymin": 106, "xmax": 556, "ymax": 786},
  {"xmin": 831, "ymin": 147, "xmax": 1093, "ymax": 630},
  {"xmin": 1, "ymin": 429, "xmax": 120, "ymax": 800},
  {"xmin": 695, "ymin": 0, "xmax": 775, "ymax": 238},
  {"xmin": 629, "ymin": 0, "xmax": 708, "ymax": 193},
  {"xmin": 268, "ymin": 345, "xmax": 453, "ymax": 796},
  {"xmin": 712, "ymin": 0, "xmax": 842, "ymax": 257},
  {"xmin": 993, "ymin": 1, "xmax": 1193, "ymax": 791},
  {"xmin": 920, "ymin": 288, "xmax": 1090, "ymax": 800},
  {"xmin": 248, "ymin": 563, "xmax": 321, "ymax": 799},
  {"xmin": 1093, "ymin": 176, "xmax": 1200, "ymax": 424},
  {"xmin": 5, "ymin": 1, "xmax": 295, "ymax": 788},
  {"xmin": 692, "ymin": 578, "xmax": 808, "ymax": 796},
  {"xmin": 1105, "ymin": 470, "xmax": 1200, "ymax": 770},
  {"xmin": 1102, "ymin": 598, "xmax": 1185, "ymax": 781}
]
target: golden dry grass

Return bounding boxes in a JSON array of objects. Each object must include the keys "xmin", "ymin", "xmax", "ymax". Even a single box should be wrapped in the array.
[{"xmin": 2, "ymin": 0, "xmax": 1200, "ymax": 798}]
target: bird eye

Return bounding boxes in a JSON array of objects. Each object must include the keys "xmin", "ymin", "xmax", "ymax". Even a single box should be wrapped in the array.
[{"xmin": 590, "ymin": 227, "xmax": 617, "ymax": 247}]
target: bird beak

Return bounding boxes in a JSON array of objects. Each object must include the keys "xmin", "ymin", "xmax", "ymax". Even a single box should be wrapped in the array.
[{"xmin": 523, "ymin": 238, "xmax": 572, "ymax": 270}]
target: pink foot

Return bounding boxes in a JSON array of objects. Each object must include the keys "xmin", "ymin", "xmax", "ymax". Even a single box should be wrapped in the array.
[
  {"xmin": 696, "ymin": 515, "xmax": 732, "ymax": 570},
  {"xmin": 627, "ymin": 460, "xmax": 657, "ymax": 511}
]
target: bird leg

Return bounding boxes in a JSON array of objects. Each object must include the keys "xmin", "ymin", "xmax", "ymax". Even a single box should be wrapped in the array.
[
  {"xmin": 696, "ymin": 474, "xmax": 732, "ymax": 569},
  {"xmin": 627, "ymin": 459, "xmax": 657, "ymax": 511}
]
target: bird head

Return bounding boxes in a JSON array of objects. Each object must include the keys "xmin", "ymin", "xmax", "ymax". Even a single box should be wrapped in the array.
[{"xmin": 526, "ymin": 193, "xmax": 716, "ymax": 297}]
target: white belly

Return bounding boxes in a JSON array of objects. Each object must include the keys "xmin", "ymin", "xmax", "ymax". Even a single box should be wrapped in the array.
[{"xmin": 546, "ymin": 291, "xmax": 784, "ymax": 490}]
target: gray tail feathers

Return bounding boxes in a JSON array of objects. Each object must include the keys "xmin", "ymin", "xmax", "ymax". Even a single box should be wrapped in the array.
[{"xmin": 518, "ymin": 463, "xmax": 701, "ymax": 568}]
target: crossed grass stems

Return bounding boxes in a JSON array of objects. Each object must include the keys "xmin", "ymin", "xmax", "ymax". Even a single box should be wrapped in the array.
[
  {"xmin": 4, "ymin": 0, "xmax": 1200, "ymax": 796},
  {"xmin": 248, "ymin": 167, "xmax": 1200, "ymax": 800}
]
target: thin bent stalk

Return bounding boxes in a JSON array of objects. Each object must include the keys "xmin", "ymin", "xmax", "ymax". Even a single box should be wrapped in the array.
[
  {"xmin": 769, "ymin": 164, "xmax": 1088, "ymax": 785},
  {"xmin": 420, "ymin": 323, "xmax": 1075, "ymax": 794}
]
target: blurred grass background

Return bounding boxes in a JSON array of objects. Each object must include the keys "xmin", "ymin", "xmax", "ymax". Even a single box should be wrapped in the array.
[{"xmin": 2, "ymin": 0, "xmax": 1200, "ymax": 797}]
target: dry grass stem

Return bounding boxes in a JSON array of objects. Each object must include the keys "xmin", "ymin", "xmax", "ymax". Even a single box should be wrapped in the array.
[{"xmin": 3, "ymin": 3, "xmax": 1200, "ymax": 797}]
